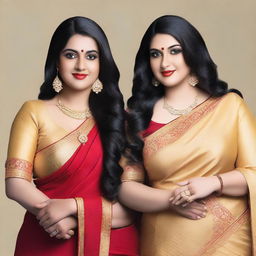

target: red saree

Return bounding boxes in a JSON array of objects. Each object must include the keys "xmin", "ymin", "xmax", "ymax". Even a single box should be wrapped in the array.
[{"xmin": 7, "ymin": 103, "xmax": 139, "ymax": 256}]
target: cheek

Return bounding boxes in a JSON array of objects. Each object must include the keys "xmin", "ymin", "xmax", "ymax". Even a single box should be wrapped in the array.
[{"xmin": 150, "ymin": 59, "xmax": 159, "ymax": 74}]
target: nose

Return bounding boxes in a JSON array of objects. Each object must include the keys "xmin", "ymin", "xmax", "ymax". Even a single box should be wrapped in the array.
[
  {"xmin": 160, "ymin": 53, "xmax": 170, "ymax": 70},
  {"xmin": 75, "ymin": 57, "xmax": 86, "ymax": 71}
]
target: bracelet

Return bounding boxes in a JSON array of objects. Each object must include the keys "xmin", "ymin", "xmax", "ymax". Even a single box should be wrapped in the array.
[{"xmin": 215, "ymin": 174, "xmax": 223, "ymax": 196}]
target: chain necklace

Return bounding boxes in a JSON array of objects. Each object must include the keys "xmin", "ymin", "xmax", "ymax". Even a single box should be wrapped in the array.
[
  {"xmin": 56, "ymin": 98, "xmax": 91, "ymax": 120},
  {"xmin": 163, "ymin": 95, "xmax": 199, "ymax": 116}
]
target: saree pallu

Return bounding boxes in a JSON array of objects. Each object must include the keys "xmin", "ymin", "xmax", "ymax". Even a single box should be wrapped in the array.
[
  {"xmin": 139, "ymin": 93, "xmax": 256, "ymax": 256},
  {"xmin": 13, "ymin": 119, "xmax": 138, "ymax": 256}
]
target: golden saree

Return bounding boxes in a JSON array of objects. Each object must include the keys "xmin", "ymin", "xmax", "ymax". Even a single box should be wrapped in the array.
[
  {"xmin": 127, "ymin": 93, "xmax": 256, "ymax": 255},
  {"xmin": 5, "ymin": 100, "xmax": 139, "ymax": 256}
]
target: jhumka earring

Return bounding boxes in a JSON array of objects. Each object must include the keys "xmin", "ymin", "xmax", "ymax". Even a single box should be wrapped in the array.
[
  {"xmin": 152, "ymin": 77, "xmax": 160, "ymax": 87},
  {"xmin": 52, "ymin": 75, "xmax": 63, "ymax": 93},
  {"xmin": 188, "ymin": 76, "xmax": 199, "ymax": 87},
  {"xmin": 92, "ymin": 79, "xmax": 103, "ymax": 94}
]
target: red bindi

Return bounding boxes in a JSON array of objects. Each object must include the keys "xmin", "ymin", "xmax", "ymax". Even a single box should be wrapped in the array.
[
  {"xmin": 81, "ymin": 49, "xmax": 84, "ymax": 52},
  {"xmin": 161, "ymin": 47, "xmax": 164, "ymax": 50}
]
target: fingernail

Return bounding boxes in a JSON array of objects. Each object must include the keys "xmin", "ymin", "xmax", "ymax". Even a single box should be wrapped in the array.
[
  {"xmin": 197, "ymin": 216, "xmax": 201, "ymax": 219},
  {"xmin": 204, "ymin": 206, "xmax": 207, "ymax": 210}
]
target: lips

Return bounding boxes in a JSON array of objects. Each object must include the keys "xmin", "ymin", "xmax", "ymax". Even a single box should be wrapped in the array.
[
  {"xmin": 72, "ymin": 73, "xmax": 88, "ymax": 80},
  {"xmin": 161, "ymin": 70, "xmax": 175, "ymax": 77}
]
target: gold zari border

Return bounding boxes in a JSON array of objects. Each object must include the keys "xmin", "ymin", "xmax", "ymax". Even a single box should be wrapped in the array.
[
  {"xmin": 144, "ymin": 97, "xmax": 222, "ymax": 157},
  {"xmin": 75, "ymin": 197, "xmax": 84, "ymax": 256},
  {"xmin": 5, "ymin": 158, "xmax": 32, "ymax": 182},
  {"xmin": 99, "ymin": 198, "xmax": 112, "ymax": 256},
  {"xmin": 194, "ymin": 196, "xmax": 249, "ymax": 256}
]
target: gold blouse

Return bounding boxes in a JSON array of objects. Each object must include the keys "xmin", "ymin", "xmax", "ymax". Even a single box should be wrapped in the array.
[{"xmin": 5, "ymin": 100, "xmax": 94, "ymax": 181}]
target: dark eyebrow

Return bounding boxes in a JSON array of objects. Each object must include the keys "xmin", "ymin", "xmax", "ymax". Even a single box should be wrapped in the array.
[
  {"xmin": 62, "ymin": 49, "xmax": 99, "ymax": 54},
  {"xmin": 168, "ymin": 44, "xmax": 181, "ymax": 49},
  {"xmin": 150, "ymin": 44, "xmax": 181, "ymax": 52}
]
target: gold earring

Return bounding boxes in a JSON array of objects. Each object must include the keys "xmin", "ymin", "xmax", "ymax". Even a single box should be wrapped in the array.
[
  {"xmin": 188, "ymin": 76, "xmax": 199, "ymax": 87},
  {"xmin": 92, "ymin": 79, "xmax": 103, "ymax": 94},
  {"xmin": 152, "ymin": 77, "xmax": 160, "ymax": 87},
  {"xmin": 52, "ymin": 76, "xmax": 63, "ymax": 93}
]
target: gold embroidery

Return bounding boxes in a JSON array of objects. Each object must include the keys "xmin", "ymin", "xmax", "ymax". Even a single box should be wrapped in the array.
[
  {"xmin": 194, "ymin": 196, "xmax": 249, "ymax": 255},
  {"xmin": 99, "ymin": 198, "xmax": 112, "ymax": 256},
  {"xmin": 75, "ymin": 197, "xmax": 84, "ymax": 256},
  {"xmin": 121, "ymin": 165, "xmax": 145, "ymax": 182},
  {"xmin": 144, "ymin": 97, "xmax": 222, "ymax": 157},
  {"xmin": 5, "ymin": 158, "xmax": 33, "ymax": 181}
]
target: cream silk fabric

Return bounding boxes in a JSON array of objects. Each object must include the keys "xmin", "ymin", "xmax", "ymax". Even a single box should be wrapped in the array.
[{"xmin": 126, "ymin": 93, "xmax": 256, "ymax": 255}]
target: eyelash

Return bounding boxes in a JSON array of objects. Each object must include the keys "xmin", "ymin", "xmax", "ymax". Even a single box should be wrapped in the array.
[
  {"xmin": 63, "ymin": 53, "xmax": 98, "ymax": 60},
  {"xmin": 150, "ymin": 48, "xmax": 182, "ymax": 58},
  {"xmin": 86, "ymin": 54, "xmax": 98, "ymax": 60},
  {"xmin": 170, "ymin": 48, "xmax": 182, "ymax": 55}
]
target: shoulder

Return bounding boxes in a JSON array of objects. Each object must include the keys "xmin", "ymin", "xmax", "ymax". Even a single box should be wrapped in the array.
[
  {"xmin": 15, "ymin": 100, "xmax": 46, "ymax": 123},
  {"xmin": 219, "ymin": 92, "xmax": 244, "ymax": 110}
]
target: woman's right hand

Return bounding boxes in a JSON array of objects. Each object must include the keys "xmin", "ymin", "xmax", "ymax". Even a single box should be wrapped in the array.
[
  {"xmin": 44, "ymin": 216, "xmax": 77, "ymax": 239},
  {"xmin": 169, "ymin": 201, "xmax": 207, "ymax": 220}
]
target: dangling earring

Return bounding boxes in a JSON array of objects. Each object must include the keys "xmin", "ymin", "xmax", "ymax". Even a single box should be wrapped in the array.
[
  {"xmin": 92, "ymin": 79, "xmax": 103, "ymax": 94},
  {"xmin": 52, "ymin": 75, "xmax": 63, "ymax": 93},
  {"xmin": 188, "ymin": 76, "xmax": 199, "ymax": 87},
  {"xmin": 152, "ymin": 77, "xmax": 160, "ymax": 87}
]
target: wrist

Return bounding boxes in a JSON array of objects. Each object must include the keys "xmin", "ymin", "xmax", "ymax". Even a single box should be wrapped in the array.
[
  {"xmin": 214, "ymin": 175, "xmax": 223, "ymax": 196},
  {"xmin": 208, "ymin": 176, "xmax": 222, "ymax": 194},
  {"xmin": 68, "ymin": 198, "xmax": 77, "ymax": 215}
]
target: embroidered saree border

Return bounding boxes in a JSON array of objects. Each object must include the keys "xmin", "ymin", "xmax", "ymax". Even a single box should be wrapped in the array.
[
  {"xmin": 5, "ymin": 158, "xmax": 32, "ymax": 181},
  {"xmin": 144, "ymin": 97, "xmax": 222, "ymax": 157},
  {"xmin": 99, "ymin": 198, "xmax": 112, "ymax": 256},
  {"xmin": 194, "ymin": 196, "xmax": 249, "ymax": 255},
  {"xmin": 75, "ymin": 197, "xmax": 85, "ymax": 256}
]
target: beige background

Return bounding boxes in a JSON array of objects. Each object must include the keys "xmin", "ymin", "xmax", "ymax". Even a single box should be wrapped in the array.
[{"xmin": 1, "ymin": 0, "xmax": 255, "ymax": 255}]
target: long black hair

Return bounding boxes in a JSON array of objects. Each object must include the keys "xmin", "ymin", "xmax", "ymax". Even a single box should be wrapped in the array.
[
  {"xmin": 39, "ymin": 16, "xmax": 125, "ymax": 200},
  {"xmin": 127, "ymin": 15, "xmax": 241, "ymax": 164}
]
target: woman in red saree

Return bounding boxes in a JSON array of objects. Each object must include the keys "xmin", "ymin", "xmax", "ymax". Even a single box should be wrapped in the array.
[
  {"xmin": 5, "ymin": 16, "xmax": 138, "ymax": 256},
  {"xmin": 119, "ymin": 15, "xmax": 256, "ymax": 255}
]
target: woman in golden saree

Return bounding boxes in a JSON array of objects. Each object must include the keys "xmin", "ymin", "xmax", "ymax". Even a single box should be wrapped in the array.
[
  {"xmin": 5, "ymin": 16, "xmax": 139, "ymax": 256},
  {"xmin": 119, "ymin": 15, "xmax": 256, "ymax": 255}
]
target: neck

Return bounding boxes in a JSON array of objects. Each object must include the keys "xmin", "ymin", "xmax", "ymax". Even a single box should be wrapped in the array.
[
  {"xmin": 58, "ymin": 88, "xmax": 90, "ymax": 110},
  {"xmin": 164, "ymin": 84, "xmax": 199, "ymax": 107}
]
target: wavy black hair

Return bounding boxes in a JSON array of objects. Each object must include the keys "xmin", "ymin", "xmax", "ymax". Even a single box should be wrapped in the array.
[
  {"xmin": 127, "ymin": 15, "xmax": 241, "ymax": 164},
  {"xmin": 38, "ymin": 16, "xmax": 125, "ymax": 200}
]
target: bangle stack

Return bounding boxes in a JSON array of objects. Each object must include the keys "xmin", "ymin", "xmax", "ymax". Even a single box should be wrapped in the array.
[{"xmin": 215, "ymin": 174, "xmax": 223, "ymax": 196}]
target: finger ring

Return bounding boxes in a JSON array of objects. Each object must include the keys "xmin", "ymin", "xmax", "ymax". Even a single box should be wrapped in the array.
[
  {"xmin": 68, "ymin": 230, "xmax": 75, "ymax": 236},
  {"xmin": 51, "ymin": 229, "xmax": 58, "ymax": 236},
  {"xmin": 186, "ymin": 197, "xmax": 193, "ymax": 203},
  {"xmin": 184, "ymin": 190, "xmax": 191, "ymax": 196},
  {"xmin": 180, "ymin": 191, "xmax": 186, "ymax": 198}
]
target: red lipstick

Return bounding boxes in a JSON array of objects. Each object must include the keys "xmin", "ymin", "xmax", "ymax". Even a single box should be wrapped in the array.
[
  {"xmin": 161, "ymin": 70, "xmax": 175, "ymax": 77},
  {"xmin": 72, "ymin": 73, "xmax": 88, "ymax": 80}
]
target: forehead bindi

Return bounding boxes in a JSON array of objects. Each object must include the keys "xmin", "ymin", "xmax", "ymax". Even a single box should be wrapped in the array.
[
  {"xmin": 150, "ymin": 34, "xmax": 179, "ymax": 50},
  {"xmin": 64, "ymin": 34, "xmax": 98, "ymax": 52}
]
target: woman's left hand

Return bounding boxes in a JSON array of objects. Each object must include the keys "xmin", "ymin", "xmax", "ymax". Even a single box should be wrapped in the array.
[
  {"xmin": 36, "ymin": 198, "xmax": 77, "ymax": 229},
  {"xmin": 170, "ymin": 176, "xmax": 221, "ymax": 206},
  {"xmin": 44, "ymin": 216, "xmax": 77, "ymax": 239}
]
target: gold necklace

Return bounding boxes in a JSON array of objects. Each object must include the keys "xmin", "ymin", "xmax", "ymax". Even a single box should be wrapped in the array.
[
  {"xmin": 163, "ymin": 95, "xmax": 199, "ymax": 116},
  {"xmin": 56, "ymin": 98, "xmax": 91, "ymax": 120}
]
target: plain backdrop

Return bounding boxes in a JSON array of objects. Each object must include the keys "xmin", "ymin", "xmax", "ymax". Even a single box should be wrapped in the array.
[{"xmin": 1, "ymin": 0, "xmax": 256, "ymax": 255}]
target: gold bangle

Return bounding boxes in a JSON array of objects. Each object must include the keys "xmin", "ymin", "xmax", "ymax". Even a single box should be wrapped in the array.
[{"xmin": 215, "ymin": 174, "xmax": 223, "ymax": 196}]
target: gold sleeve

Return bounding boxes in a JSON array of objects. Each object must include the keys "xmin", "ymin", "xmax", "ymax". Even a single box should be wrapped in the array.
[
  {"xmin": 235, "ymin": 99, "xmax": 256, "ymax": 169},
  {"xmin": 120, "ymin": 156, "xmax": 145, "ymax": 183},
  {"xmin": 5, "ymin": 101, "xmax": 39, "ymax": 181},
  {"xmin": 234, "ymin": 99, "xmax": 256, "ymax": 253}
]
